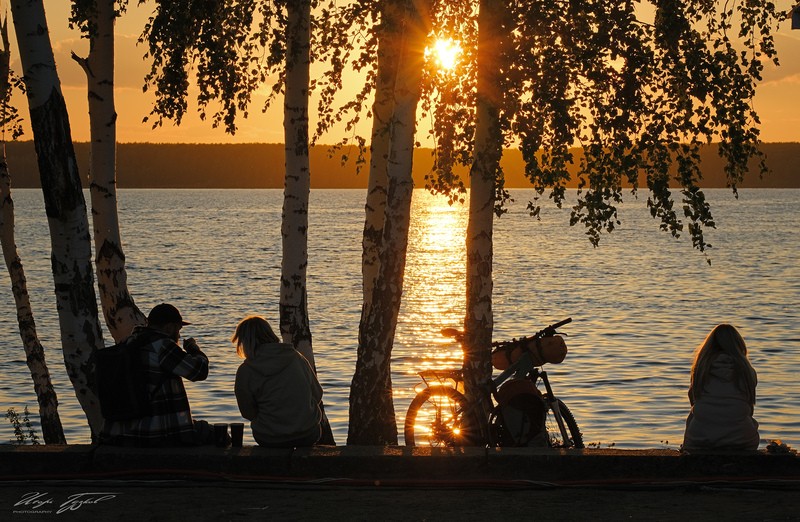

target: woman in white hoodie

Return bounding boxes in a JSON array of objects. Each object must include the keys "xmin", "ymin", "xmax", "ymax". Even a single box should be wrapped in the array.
[
  {"xmin": 682, "ymin": 324, "xmax": 759, "ymax": 451},
  {"xmin": 233, "ymin": 316, "xmax": 322, "ymax": 447}
]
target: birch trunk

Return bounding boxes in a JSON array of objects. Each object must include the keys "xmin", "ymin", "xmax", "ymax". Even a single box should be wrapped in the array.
[
  {"xmin": 281, "ymin": 0, "xmax": 313, "ymax": 371},
  {"xmin": 11, "ymin": 0, "xmax": 105, "ymax": 437},
  {"xmin": 72, "ymin": 0, "xmax": 145, "ymax": 343},
  {"xmin": 281, "ymin": 0, "xmax": 334, "ymax": 445},
  {"xmin": 347, "ymin": 0, "xmax": 428, "ymax": 445},
  {"xmin": 361, "ymin": 0, "xmax": 403, "ymax": 306},
  {"xmin": 0, "ymin": 22, "xmax": 66, "ymax": 444},
  {"xmin": 462, "ymin": 0, "xmax": 507, "ymax": 433},
  {"xmin": 0, "ymin": 151, "xmax": 66, "ymax": 445}
]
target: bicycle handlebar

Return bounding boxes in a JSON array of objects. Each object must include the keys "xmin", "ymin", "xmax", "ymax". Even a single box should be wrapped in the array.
[
  {"xmin": 490, "ymin": 317, "xmax": 572, "ymax": 349},
  {"xmin": 443, "ymin": 317, "xmax": 572, "ymax": 348},
  {"xmin": 540, "ymin": 317, "xmax": 572, "ymax": 338}
]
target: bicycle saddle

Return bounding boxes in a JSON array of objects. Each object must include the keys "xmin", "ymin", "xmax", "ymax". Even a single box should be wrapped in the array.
[{"xmin": 441, "ymin": 327, "xmax": 463, "ymax": 339}]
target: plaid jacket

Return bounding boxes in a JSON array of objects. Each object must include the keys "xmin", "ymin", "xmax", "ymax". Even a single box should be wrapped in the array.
[{"xmin": 102, "ymin": 327, "xmax": 209, "ymax": 446}]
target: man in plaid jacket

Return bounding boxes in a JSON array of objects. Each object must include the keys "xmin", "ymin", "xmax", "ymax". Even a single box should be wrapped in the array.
[{"xmin": 102, "ymin": 303, "xmax": 215, "ymax": 446}]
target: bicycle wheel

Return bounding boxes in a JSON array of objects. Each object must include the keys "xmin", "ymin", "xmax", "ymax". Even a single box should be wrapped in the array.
[
  {"xmin": 543, "ymin": 395, "xmax": 584, "ymax": 449},
  {"xmin": 404, "ymin": 387, "xmax": 470, "ymax": 447}
]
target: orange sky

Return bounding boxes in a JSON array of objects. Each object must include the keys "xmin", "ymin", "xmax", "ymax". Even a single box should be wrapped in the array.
[{"xmin": 9, "ymin": 1, "xmax": 800, "ymax": 144}]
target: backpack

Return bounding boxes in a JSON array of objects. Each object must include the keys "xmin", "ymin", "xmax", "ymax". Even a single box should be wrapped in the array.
[
  {"xmin": 491, "ymin": 335, "xmax": 568, "ymax": 370},
  {"xmin": 95, "ymin": 336, "xmax": 155, "ymax": 421},
  {"xmin": 489, "ymin": 379, "xmax": 547, "ymax": 447}
]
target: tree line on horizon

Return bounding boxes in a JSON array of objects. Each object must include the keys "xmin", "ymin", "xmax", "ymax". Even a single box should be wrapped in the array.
[
  {"xmin": 1, "ymin": 0, "xmax": 785, "ymax": 447},
  {"xmin": 7, "ymin": 140, "xmax": 798, "ymax": 189}
]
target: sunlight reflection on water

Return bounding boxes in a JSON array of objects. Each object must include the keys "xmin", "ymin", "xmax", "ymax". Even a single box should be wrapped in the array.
[{"xmin": 1, "ymin": 188, "xmax": 798, "ymax": 449}]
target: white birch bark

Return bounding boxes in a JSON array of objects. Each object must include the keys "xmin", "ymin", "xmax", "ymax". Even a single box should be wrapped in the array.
[
  {"xmin": 0, "ymin": 148, "xmax": 66, "ymax": 444},
  {"xmin": 348, "ymin": 0, "xmax": 428, "ymax": 445},
  {"xmin": 361, "ymin": 0, "xmax": 401, "ymax": 307},
  {"xmin": 463, "ymin": 0, "xmax": 507, "ymax": 430},
  {"xmin": 281, "ymin": 0, "xmax": 313, "ymax": 366},
  {"xmin": 11, "ymin": 0, "xmax": 105, "ymax": 437},
  {"xmin": 72, "ymin": 0, "xmax": 145, "ymax": 343},
  {"xmin": 280, "ymin": 0, "xmax": 336, "ymax": 445},
  {"xmin": 0, "ymin": 20, "xmax": 66, "ymax": 443}
]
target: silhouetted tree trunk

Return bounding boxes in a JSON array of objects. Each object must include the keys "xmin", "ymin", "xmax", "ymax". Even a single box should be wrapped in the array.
[
  {"xmin": 462, "ymin": 0, "xmax": 510, "ymax": 439},
  {"xmin": 71, "ymin": 0, "xmax": 145, "ymax": 343},
  {"xmin": 0, "ymin": 17, "xmax": 66, "ymax": 444},
  {"xmin": 280, "ymin": 0, "xmax": 334, "ymax": 445},
  {"xmin": 11, "ymin": 0, "xmax": 105, "ymax": 437},
  {"xmin": 348, "ymin": 0, "xmax": 429, "ymax": 445}
]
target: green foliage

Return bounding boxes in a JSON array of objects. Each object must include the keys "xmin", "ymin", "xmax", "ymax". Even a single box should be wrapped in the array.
[
  {"xmin": 410, "ymin": 0, "xmax": 781, "ymax": 257},
  {"xmin": 139, "ymin": 0, "xmax": 320, "ymax": 135},
  {"xmin": 136, "ymin": 0, "xmax": 781, "ymax": 255},
  {"xmin": 5, "ymin": 407, "xmax": 40, "ymax": 445},
  {"xmin": 317, "ymin": 0, "xmax": 781, "ymax": 256},
  {"xmin": 420, "ymin": 0, "xmax": 479, "ymax": 205},
  {"xmin": 507, "ymin": 0, "xmax": 780, "ymax": 255},
  {"xmin": 69, "ymin": 0, "xmax": 128, "ymax": 38},
  {"xmin": 313, "ymin": 0, "xmax": 379, "ymax": 158}
]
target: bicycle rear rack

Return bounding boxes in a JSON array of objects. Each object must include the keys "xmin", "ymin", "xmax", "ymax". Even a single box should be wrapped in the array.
[{"xmin": 416, "ymin": 369, "xmax": 464, "ymax": 393}]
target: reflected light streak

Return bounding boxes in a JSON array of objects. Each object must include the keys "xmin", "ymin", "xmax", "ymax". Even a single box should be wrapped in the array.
[{"xmin": 399, "ymin": 191, "xmax": 468, "ymax": 371}]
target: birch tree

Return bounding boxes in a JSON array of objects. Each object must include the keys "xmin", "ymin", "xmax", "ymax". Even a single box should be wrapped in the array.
[
  {"xmin": 419, "ymin": 0, "xmax": 781, "ymax": 413},
  {"xmin": 359, "ymin": 2, "xmax": 398, "ymax": 349},
  {"xmin": 10, "ymin": 0, "xmax": 105, "ymax": 436},
  {"xmin": 315, "ymin": 0, "xmax": 482, "ymax": 443},
  {"xmin": 0, "ymin": 16, "xmax": 66, "ymax": 445},
  {"xmin": 71, "ymin": 0, "xmax": 146, "ymax": 343},
  {"xmin": 141, "ymin": 0, "xmax": 335, "ymax": 443},
  {"xmin": 347, "ymin": 0, "xmax": 430, "ymax": 445},
  {"xmin": 280, "ymin": 0, "xmax": 335, "ymax": 444},
  {"xmin": 459, "ymin": 0, "xmax": 511, "ymax": 434}
]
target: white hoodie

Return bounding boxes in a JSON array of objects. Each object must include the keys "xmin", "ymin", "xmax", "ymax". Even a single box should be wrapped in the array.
[
  {"xmin": 682, "ymin": 353, "xmax": 759, "ymax": 451},
  {"xmin": 235, "ymin": 343, "xmax": 323, "ymax": 445}
]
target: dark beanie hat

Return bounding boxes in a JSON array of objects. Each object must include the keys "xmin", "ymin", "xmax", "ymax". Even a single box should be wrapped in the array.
[{"xmin": 147, "ymin": 303, "xmax": 191, "ymax": 326}]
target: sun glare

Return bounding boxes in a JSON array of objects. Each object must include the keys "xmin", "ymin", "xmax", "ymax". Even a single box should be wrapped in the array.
[{"xmin": 427, "ymin": 38, "xmax": 463, "ymax": 72}]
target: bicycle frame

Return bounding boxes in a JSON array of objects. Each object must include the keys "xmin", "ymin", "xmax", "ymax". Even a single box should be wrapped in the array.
[
  {"xmin": 487, "ymin": 350, "xmax": 573, "ymax": 446},
  {"xmin": 405, "ymin": 318, "xmax": 582, "ymax": 448}
]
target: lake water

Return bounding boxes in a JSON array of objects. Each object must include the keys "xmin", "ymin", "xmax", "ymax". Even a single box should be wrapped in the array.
[{"xmin": 1, "ymin": 188, "xmax": 798, "ymax": 449}]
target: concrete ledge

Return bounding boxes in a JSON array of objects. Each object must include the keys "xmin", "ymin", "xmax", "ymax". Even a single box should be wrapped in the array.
[{"xmin": 1, "ymin": 444, "xmax": 797, "ymax": 484}]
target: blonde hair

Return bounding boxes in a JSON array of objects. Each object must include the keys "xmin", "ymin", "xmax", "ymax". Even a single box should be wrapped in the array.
[
  {"xmin": 690, "ymin": 324, "xmax": 757, "ymax": 407},
  {"xmin": 231, "ymin": 316, "xmax": 280, "ymax": 359}
]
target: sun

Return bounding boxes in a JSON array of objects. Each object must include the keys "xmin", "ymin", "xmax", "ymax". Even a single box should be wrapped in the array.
[{"xmin": 427, "ymin": 38, "xmax": 462, "ymax": 72}]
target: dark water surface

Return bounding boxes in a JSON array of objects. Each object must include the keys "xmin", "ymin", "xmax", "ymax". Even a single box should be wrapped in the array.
[{"xmin": 1, "ymin": 188, "xmax": 797, "ymax": 449}]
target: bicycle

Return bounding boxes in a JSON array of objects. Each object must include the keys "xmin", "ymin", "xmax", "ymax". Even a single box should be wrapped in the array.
[{"xmin": 403, "ymin": 318, "xmax": 584, "ymax": 448}]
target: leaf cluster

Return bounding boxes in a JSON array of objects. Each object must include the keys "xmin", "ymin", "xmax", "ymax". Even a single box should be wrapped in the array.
[
  {"xmin": 502, "ymin": 0, "xmax": 781, "ymax": 254},
  {"xmin": 136, "ymin": 0, "xmax": 781, "ymax": 255},
  {"xmin": 403, "ymin": 0, "xmax": 780, "ymax": 255},
  {"xmin": 69, "ymin": 0, "xmax": 129, "ymax": 38},
  {"xmin": 314, "ymin": 0, "xmax": 480, "ymax": 196},
  {"xmin": 140, "ymin": 0, "xmax": 311, "ymax": 134},
  {"xmin": 0, "ymin": 17, "xmax": 23, "ymax": 141}
]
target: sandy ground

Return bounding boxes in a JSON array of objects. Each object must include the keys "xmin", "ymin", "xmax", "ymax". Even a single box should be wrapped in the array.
[{"xmin": 2, "ymin": 479, "xmax": 798, "ymax": 521}]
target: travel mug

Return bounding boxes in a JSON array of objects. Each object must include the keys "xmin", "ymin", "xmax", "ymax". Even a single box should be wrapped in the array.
[
  {"xmin": 214, "ymin": 423, "xmax": 229, "ymax": 447},
  {"xmin": 230, "ymin": 422, "xmax": 244, "ymax": 447}
]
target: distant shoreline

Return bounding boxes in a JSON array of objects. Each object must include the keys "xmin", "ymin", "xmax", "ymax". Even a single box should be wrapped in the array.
[{"xmin": 6, "ymin": 141, "xmax": 799, "ymax": 189}]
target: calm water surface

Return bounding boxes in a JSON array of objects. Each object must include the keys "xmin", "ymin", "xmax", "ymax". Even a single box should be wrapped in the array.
[{"xmin": 1, "ymin": 188, "xmax": 798, "ymax": 449}]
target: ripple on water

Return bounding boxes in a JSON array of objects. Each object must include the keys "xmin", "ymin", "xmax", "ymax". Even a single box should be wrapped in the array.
[{"xmin": 1, "ymin": 188, "xmax": 798, "ymax": 449}]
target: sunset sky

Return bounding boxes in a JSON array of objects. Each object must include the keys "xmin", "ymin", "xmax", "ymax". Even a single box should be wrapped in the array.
[{"xmin": 9, "ymin": 1, "xmax": 800, "ymax": 145}]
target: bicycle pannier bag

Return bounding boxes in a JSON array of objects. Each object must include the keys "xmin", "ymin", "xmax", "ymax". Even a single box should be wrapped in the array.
[
  {"xmin": 490, "ymin": 379, "xmax": 547, "ymax": 447},
  {"xmin": 491, "ymin": 335, "xmax": 567, "ymax": 370},
  {"xmin": 95, "ymin": 338, "xmax": 152, "ymax": 421}
]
